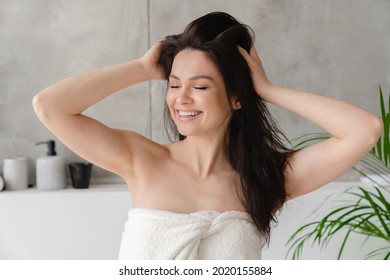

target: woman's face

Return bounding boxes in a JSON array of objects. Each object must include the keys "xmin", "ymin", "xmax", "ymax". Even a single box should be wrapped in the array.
[{"xmin": 166, "ymin": 49, "xmax": 236, "ymax": 139}]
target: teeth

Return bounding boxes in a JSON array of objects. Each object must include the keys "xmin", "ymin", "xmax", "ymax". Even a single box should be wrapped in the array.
[{"xmin": 178, "ymin": 111, "xmax": 200, "ymax": 117}]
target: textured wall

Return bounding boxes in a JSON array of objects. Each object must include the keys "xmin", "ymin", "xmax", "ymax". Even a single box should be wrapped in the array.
[{"xmin": 1, "ymin": 0, "xmax": 389, "ymax": 184}]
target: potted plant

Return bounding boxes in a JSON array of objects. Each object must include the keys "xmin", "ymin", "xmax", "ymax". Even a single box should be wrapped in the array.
[{"xmin": 286, "ymin": 86, "xmax": 390, "ymax": 260}]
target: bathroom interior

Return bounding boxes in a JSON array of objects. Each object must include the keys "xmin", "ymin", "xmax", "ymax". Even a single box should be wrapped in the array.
[{"xmin": 0, "ymin": 0, "xmax": 389, "ymax": 260}]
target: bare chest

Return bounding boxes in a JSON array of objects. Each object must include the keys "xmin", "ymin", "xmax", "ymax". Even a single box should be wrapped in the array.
[{"xmin": 128, "ymin": 162, "xmax": 246, "ymax": 213}]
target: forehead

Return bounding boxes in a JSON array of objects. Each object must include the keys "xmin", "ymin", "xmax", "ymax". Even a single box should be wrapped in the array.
[{"xmin": 170, "ymin": 49, "xmax": 221, "ymax": 79}]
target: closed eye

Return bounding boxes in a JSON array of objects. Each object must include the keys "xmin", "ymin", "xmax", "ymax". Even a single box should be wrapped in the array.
[
  {"xmin": 194, "ymin": 86, "xmax": 208, "ymax": 90},
  {"xmin": 169, "ymin": 85, "xmax": 181, "ymax": 89}
]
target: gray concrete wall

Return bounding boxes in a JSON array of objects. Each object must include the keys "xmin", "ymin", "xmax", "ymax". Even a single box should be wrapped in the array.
[{"xmin": 1, "ymin": 0, "xmax": 389, "ymax": 184}]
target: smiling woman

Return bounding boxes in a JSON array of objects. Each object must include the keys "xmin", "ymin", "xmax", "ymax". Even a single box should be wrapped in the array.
[{"xmin": 32, "ymin": 12, "xmax": 382, "ymax": 260}]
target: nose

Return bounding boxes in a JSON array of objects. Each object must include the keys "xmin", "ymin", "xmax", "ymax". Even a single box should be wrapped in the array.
[{"xmin": 176, "ymin": 87, "xmax": 192, "ymax": 105}]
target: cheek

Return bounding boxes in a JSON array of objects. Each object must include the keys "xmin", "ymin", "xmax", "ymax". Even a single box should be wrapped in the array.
[
  {"xmin": 165, "ymin": 92, "xmax": 179, "ymax": 120},
  {"xmin": 207, "ymin": 92, "xmax": 231, "ymax": 111},
  {"xmin": 165, "ymin": 91, "xmax": 174, "ymax": 108}
]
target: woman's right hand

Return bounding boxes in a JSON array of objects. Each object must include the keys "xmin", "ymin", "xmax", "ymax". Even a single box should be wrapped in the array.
[{"xmin": 140, "ymin": 41, "xmax": 165, "ymax": 80}]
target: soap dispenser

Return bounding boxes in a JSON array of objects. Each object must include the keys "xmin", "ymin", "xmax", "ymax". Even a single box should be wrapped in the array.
[{"xmin": 36, "ymin": 140, "xmax": 66, "ymax": 190}]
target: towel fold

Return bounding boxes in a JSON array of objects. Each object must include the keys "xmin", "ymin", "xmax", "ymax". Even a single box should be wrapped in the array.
[{"xmin": 118, "ymin": 208, "xmax": 265, "ymax": 260}]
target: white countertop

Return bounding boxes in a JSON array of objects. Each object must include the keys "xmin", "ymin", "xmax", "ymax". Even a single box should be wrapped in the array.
[{"xmin": 0, "ymin": 183, "xmax": 132, "ymax": 260}]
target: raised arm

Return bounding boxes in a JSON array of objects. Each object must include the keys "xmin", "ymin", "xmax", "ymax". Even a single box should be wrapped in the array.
[
  {"xmin": 239, "ymin": 46, "xmax": 383, "ymax": 199},
  {"xmin": 33, "ymin": 43, "xmax": 164, "ymax": 180}
]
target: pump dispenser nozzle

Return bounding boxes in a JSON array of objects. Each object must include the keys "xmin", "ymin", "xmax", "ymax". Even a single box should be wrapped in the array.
[{"xmin": 36, "ymin": 140, "xmax": 57, "ymax": 156}]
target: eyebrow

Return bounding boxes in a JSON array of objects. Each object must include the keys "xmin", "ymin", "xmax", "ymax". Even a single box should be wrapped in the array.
[{"xmin": 169, "ymin": 74, "xmax": 214, "ymax": 81}]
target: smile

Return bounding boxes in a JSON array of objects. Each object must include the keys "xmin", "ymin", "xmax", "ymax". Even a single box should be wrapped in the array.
[
  {"xmin": 176, "ymin": 110, "xmax": 203, "ymax": 120},
  {"xmin": 178, "ymin": 110, "xmax": 201, "ymax": 117}
]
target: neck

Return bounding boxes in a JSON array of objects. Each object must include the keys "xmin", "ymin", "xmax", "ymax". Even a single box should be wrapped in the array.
[{"xmin": 178, "ymin": 132, "xmax": 230, "ymax": 178}]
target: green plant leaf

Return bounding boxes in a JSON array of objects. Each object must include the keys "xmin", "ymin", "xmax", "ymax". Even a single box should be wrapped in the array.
[{"xmin": 359, "ymin": 187, "xmax": 390, "ymax": 237}]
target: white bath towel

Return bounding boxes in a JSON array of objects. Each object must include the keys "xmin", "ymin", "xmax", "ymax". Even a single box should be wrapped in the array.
[{"xmin": 118, "ymin": 208, "xmax": 265, "ymax": 260}]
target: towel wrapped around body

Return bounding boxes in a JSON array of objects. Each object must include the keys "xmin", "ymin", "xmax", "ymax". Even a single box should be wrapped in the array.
[{"xmin": 118, "ymin": 208, "xmax": 265, "ymax": 260}]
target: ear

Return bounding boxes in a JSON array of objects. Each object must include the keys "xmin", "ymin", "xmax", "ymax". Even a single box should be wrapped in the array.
[{"xmin": 231, "ymin": 96, "xmax": 242, "ymax": 110}]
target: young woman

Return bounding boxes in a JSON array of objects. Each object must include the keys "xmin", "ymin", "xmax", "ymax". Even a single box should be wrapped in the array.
[{"xmin": 33, "ymin": 12, "xmax": 382, "ymax": 259}]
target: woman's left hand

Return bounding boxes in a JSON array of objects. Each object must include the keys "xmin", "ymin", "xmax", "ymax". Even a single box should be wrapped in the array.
[{"xmin": 238, "ymin": 45, "xmax": 271, "ymax": 98}]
